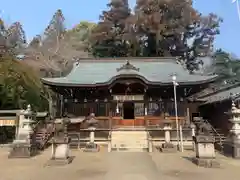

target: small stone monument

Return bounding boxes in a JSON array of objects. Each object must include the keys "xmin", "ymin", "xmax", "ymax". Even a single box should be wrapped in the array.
[
  {"xmin": 192, "ymin": 119, "xmax": 220, "ymax": 168},
  {"xmin": 84, "ymin": 113, "xmax": 99, "ymax": 152},
  {"xmin": 160, "ymin": 119, "xmax": 177, "ymax": 152},
  {"xmin": 47, "ymin": 115, "xmax": 73, "ymax": 166},
  {"xmin": 224, "ymin": 101, "xmax": 240, "ymax": 158},
  {"xmin": 9, "ymin": 105, "xmax": 38, "ymax": 158}
]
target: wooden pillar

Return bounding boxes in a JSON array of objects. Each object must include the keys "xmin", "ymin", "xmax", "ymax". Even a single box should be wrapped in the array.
[{"xmin": 60, "ymin": 94, "xmax": 63, "ymax": 117}]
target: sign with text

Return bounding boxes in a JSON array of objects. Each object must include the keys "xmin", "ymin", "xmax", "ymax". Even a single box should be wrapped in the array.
[
  {"xmin": 0, "ymin": 119, "xmax": 16, "ymax": 126},
  {"xmin": 113, "ymin": 95, "xmax": 144, "ymax": 101}
]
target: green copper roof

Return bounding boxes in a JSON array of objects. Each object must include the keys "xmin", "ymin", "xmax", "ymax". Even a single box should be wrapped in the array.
[
  {"xmin": 41, "ymin": 58, "xmax": 217, "ymax": 87},
  {"xmin": 199, "ymin": 85, "xmax": 240, "ymax": 104}
]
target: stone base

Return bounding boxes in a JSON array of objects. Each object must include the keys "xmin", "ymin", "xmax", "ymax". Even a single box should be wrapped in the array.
[
  {"xmin": 223, "ymin": 141, "xmax": 240, "ymax": 159},
  {"xmin": 160, "ymin": 143, "xmax": 177, "ymax": 153},
  {"xmin": 83, "ymin": 142, "xmax": 100, "ymax": 152},
  {"xmin": 8, "ymin": 143, "xmax": 38, "ymax": 158},
  {"xmin": 46, "ymin": 156, "xmax": 74, "ymax": 166},
  {"xmin": 192, "ymin": 157, "xmax": 220, "ymax": 168}
]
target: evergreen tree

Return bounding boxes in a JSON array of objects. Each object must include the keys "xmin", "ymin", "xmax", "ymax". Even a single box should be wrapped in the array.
[
  {"xmin": 44, "ymin": 9, "xmax": 65, "ymax": 39},
  {"xmin": 91, "ymin": 0, "xmax": 131, "ymax": 57},
  {"xmin": 67, "ymin": 21, "xmax": 96, "ymax": 53},
  {"xmin": 133, "ymin": 0, "xmax": 222, "ymax": 72},
  {"xmin": 6, "ymin": 22, "xmax": 27, "ymax": 54},
  {"xmin": 212, "ymin": 49, "xmax": 240, "ymax": 84},
  {"xmin": 90, "ymin": 0, "xmax": 222, "ymax": 72},
  {"xmin": 43, "ymin": 9, "xmax": 66, "ymax": 53}
]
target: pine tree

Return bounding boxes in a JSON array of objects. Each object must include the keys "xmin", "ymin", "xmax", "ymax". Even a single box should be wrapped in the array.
[
  {"xmin": 212, "ymin": 49, "xmax": 240, "ymax": 84},
  {"xmin": 6, "ymin": 22, "xmax": 27, "ymax": 54},
  {"xmin": 91, "ymin": 0, "xmax": 131, "ymax": 57},
  {"xmin": 43, "ymin": 9, "xmax": 66, "ymax": 53},
  {"xmin": 44, "ymin": 9, "xmax": 65, "ymax": 39}
]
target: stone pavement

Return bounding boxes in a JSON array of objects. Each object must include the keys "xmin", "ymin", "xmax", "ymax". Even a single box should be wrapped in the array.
[
  {"xmin": 1, "ymin": 147, "xmax": 240, "ymax": 180},
  {"xmin": 104, "ymin": 152, "xmax": 158, "ymax": 180}
]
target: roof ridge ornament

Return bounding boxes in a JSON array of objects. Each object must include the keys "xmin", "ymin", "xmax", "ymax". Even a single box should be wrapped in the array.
[{"xmin": 116, "ymin": 60, "xmax": 140, "ymax": 72}]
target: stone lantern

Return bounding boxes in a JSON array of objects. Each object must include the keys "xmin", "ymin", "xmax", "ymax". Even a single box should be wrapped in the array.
[
  {"xmin": 84, "ymin": 113, "xmax": 99, "ymax": 152},
  {"xmin": 47, "ymin": 114, "xmax": 72, "ymax": 166},
  {"xmin": 9, "ymin": 105, "xmax": 38, "ymax": 158},
  {"xmin": 192, "ymin": 118, "xmax": 220, "ymax": 168},
  {"xmin": 160, "ymin": 119, "xmax": 177, "ymax": 152},
  {"xmin": 224, "ymin": 101, "xmax": 240, "ymax": 158}
]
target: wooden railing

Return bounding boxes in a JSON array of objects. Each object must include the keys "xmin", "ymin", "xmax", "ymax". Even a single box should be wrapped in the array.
[{"xmin": 76, "ymin": 116, "xmax": 187, "ymax": 129}]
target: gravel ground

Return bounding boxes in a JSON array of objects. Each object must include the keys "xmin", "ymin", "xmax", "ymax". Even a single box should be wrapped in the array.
[{"xmin": 0, "ymin": 147, "xmax": 240, "ymax": 180}]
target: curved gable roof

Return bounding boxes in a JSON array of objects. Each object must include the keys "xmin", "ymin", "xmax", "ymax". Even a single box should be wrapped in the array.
[{"xmin": 42, "ymin": 58, "xmax": 217, "ymax": 87}]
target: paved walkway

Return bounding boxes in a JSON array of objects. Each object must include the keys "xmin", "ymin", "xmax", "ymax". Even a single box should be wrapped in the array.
[{"xmin": 104, "ymin": 152, "xmax": 158, "ymax": 180}]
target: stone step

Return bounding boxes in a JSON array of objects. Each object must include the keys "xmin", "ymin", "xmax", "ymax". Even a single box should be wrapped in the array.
[
  {"xmin": 111, "ymin": 148, "xmax": 148, "ymax": 152},
  {"xmin": 111, "ymin": 146, "xmax": 149, "ymax": 149},
  {"xmin": 111, "ymin": 144, "xmax": 148, "ymax": 147},
  {"xmin": 112, "ymin": 132, "xmax": 147, "ymax": 134},
  {"xmin": 111, "ymin": 142, "xmax": 148, "ymax": 145},
  {"xmin": 111, "ymin": 140, "xmax": 148, "ymax": 143},
  {"xmin": 111, "ymin": 137, "xmax": 148, "ymax": 140},
  {"xmin": 111, "ymin": 136, "xmax": 147, "ymax": 139},
  {"xmin": 112, "ymin": 132, "xmax": 147, "ymax": 135},
  {"xmin": 111, "ymin": 133, "xmax": 148, "ymax": 135},
  {"xmin": 111, "ymin": 143, "xmax": 149, "ymax": 147},
  {"xmin": 111, "ymin": 132, "xmax": 148, "ymax": 135},
  {"xmin": 112, "ymin": 141, "xmax": 148, "ymax": 143},
  {"xmin": 111, "ymin": 135, "xmax": 148, "ymax": 138}
]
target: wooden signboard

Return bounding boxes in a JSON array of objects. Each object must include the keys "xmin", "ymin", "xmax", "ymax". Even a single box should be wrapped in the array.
[
  {"xmin": 0, "ymin": 119, "xmax": 16, "ymax": 126},
  {"xmin": 113, "ymin": 95, "xmax": 144, "ymax": 101}
]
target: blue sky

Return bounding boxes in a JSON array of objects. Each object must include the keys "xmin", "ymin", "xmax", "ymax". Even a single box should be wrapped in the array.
[{"xmin": 1, "ymin": 0, "xmax": 240, "ymax": 56}]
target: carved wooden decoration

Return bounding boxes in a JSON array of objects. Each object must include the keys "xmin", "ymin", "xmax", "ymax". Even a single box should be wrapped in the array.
[{"xmin": 117, "ymin": 60, "xmax": 140, "ymax": 72}]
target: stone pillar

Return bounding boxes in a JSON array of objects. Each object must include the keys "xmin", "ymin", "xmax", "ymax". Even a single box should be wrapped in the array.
[
  {"xmin": 164, "ymin": 125, "xmax": 171, "ymax": 143},
  {"xmin": 224, "ymin": 101, "xmax": 240, "ymax": 158},
  {"xmin": 89, "ymin": 128, "xmax": 95, "ymax": 143},
  {"xmin": 190, "ymin": 123, "xmax": 196, "ymax": 151},
  {"xmin": 84, "ymin": 113, "xmax": 99, "ymax": 152},
  {"xmin": 9, "ymin": 105, "xmax": 38, "ymax": 158},
  {"xmin": 160, "ymin": 119, "xmax": 177, "ymax": 152}
]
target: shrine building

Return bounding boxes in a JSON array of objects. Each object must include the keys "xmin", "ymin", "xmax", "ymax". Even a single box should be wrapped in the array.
[{"xmin": 41, "ymin": 57, "xmax": 217, "ymax": 128}]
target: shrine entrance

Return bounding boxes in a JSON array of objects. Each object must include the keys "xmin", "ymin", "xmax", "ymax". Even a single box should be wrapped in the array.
[
  {"xmin": 111, "ymin": 79, "xmax": 146, "ymax": 127},
  {"xmin": 123, "ymin": 102, "xmax": 135, "ymax": 119}
]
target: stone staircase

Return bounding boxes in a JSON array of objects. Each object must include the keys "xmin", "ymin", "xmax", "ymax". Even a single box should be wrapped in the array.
[
  {"xmin": 109, "ymin": 129, "xmax": 151, "ymax": 152},
  {"xmin": 33, "ymin": 123, "xmax": 55, "ymax": 150},
  {"xmin": 193, "ymin": 117, "xmax": 227, "ymax": 152},
  {"xmin": 209, "ymin": 127, "xmax": 227, "ymax": 151},
  {"xmin": 68, "ymin": 132, "xmax": 81, "ymax": 149}
]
